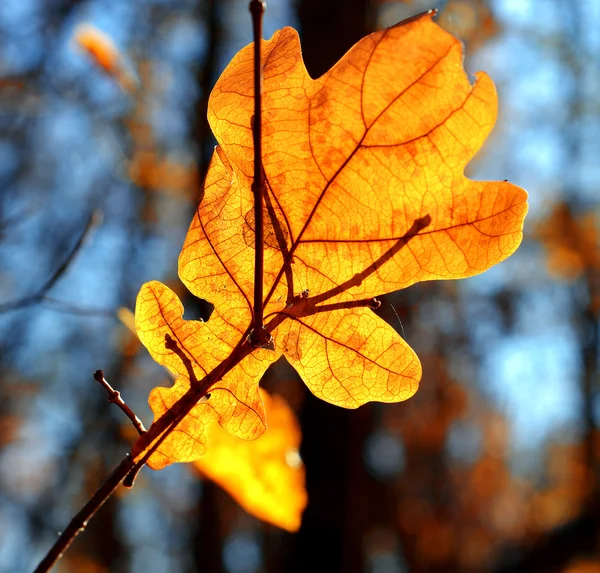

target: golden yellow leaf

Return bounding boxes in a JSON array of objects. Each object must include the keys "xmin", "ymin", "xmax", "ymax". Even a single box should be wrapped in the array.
[
  {"xmin": 194, "ymin": 389, "xmax": 306, "ymax": 532},
  {"xmin": 134, "ymin": 12, "xmax": 527, "ymax": 468}
]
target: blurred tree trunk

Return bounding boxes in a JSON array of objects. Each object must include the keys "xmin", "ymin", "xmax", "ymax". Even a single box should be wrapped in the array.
[
  {"xmin": 288, "ymin": 2, "xmax": 371, "ymax": 572},
  {"xmin": 193, "ymin": 0, "xmax": 220, "ymax": 190},
  {"xmin": 190, "ymin": 1, "xmax": 225, "ymax": 572},
  {"xmin": 298, "ymin": 0, "xmax": 371, "ymax": 78},
  {"xmin": 193, "ymin": 481, "xmax": 225, "ymax": 573}
]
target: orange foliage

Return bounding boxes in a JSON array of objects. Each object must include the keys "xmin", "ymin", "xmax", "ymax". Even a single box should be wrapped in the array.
[
  {"xmin": 73, "ymin": 24, "xmax": 135, "ymax": 92},
  {"xmin": 133, "ymin": 13, "xmax": 527, "ymax": 468},
  {"xmin": 123, "ymin": 62, "xmax": 199, "ymax": 204},
  {"xmin": 0, "ymin": 414, "xmax": 21, "ymax": 447},
  {"xmin": 528, "ymin": 441, "xmax": 594, "ymax": 532},
  {"xmin": 415, "ymin": 517, "xmax": 454, "ymax": 564},
  {"xmin": 128, "ymin": 149, "xmax": 198, "ymax": 198},
  {"xmin": 535, "ymin": 202, "xmax": 600, "ymax": 284},
  {"xmin": 194, "ymin": 389, "xmax": 306, "ymax": 531},
  {"xmin": 564, "ymin": 561, "xmax": 600, "ymax": 573}
]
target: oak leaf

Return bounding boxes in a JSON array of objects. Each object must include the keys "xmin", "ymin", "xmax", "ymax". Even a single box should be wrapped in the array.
[{"xmin": 133, "ymin": 12, "xmax": 527, "ymax": 468}]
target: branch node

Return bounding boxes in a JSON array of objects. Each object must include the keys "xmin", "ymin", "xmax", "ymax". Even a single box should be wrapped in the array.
[
  {"xmin": 123, "ymin": 464, "xmax": 142, "ymax": 489},
  {"xmin": 249, "ymin": 0, "xmax": 266, "ymax": 16},
  {"xmin": 93, "ymin": 370, "xmax": 146, "ymax": 435},
  {"xmin": 248, "ymin": 327, "xmax": 273, "ymax": 349}
]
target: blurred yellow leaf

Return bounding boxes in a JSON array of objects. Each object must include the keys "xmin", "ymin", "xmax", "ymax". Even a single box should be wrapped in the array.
[
  {"xmin": 194, "ymin": 389, "xmax": 306, "ymax": 532},
  {"xmin": 117, "ymin": 307, "xmax": 136, "ymax": 334},
  {"xmin": 73, "ymin": 24, "xmax": 136, "ymax": 92}
]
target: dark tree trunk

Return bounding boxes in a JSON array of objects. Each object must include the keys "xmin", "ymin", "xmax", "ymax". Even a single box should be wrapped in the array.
[
  {"xmin": 190, "ymin": 2, "xmax": 226, "ymax": 572},
  {"xmin": 287, "ymin": 2, "xmax": 372, "ymax": 571},
  {"xmin": 298, "ymin": 0, "xmax": 371, "ymax": 78}
]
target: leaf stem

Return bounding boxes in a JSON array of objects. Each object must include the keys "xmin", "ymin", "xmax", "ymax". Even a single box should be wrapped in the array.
[
  {"xmin": 249, "ymin": 0, "xmax": 267, "ymax": 346},
  {"xmin": 33, "ymin": 454, "xmax": 135, "ymax": 573},
  {"xmin": 261, "ymin": 215, "xmax": 431, "ymax": 333}
]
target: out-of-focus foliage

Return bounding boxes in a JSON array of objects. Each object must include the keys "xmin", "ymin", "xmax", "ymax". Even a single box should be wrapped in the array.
[
  {"xmin": 535, "ymin": 203, "xmax": 600, "ymax": 283},
  {"xmin": 74, "ymin": 23, "xmax": 137, "ymax": 93},
  {"xmin": 194, "ymin": 389, "xmax": 307, "ymax": 532},
  {"xmin": 1, "ymin": 0, "xmax": 599, "ymax": 572}
]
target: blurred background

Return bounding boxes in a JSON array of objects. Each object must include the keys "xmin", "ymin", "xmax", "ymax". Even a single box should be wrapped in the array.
[{"xmin": 1, "ymin": 0, "xmax": 599, "ymax": 571}]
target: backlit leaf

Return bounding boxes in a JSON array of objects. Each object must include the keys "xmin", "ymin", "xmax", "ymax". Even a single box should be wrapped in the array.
[{"xmin": 134, "ymin": 12, "xmax": 527, "ymax": 468}]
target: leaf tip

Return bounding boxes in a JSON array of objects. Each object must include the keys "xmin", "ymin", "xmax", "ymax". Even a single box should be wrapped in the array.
[{"xmin": 392, "ymin": 9, "xmax": 438, "ymax": 30}]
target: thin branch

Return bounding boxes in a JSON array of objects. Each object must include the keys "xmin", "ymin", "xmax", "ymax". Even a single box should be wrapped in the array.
[
  {"xmin": 41, "ymin": 296, "xmax": 115, "ymax": 317},
  {"xmin": 0, "ymin": 210, "xmax": 101, "ymax": 314},
  {"xmin": 33, "ymin": 454, "xmax": 135, "ymax": 573},
  {"xmin": 305, "ymin": 297, "xmax": 381, "ymax": 315},
  {"xmin": 249, "ymin": 0, "xmax": 267, "ymax": 346},
  {"xmin": 124, "ymin": 332, "xmax": 253, "ymax": 485},
  {"xmin": 309, "ymin": 214, "xmax": 431, "ymax": 306},
  {"xmin": 121, "ymin": 332, "xmax": 206, "ymax": 486},
  {"xmin": 93, "ymin": 370, "xmax": 146, "ymax": 435},
  {"xmin": 262, "ymin": 216, "xmax": 430, "ymax": 337},
  {"xmin": 35, "ymin": 332, "xmax": 241, "ymax": 568}
]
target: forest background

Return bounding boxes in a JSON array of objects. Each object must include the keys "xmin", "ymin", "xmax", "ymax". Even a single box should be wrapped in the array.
[{"xmin": 0, "ymin": 0, "xmax": 599, "ymax": 572}]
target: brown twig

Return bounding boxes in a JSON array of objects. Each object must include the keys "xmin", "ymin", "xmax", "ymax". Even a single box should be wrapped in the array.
[
  {"xmin": 123, "ymin": 334, "xmax": 201, "ymax": 488},
  {"xmin": 308, "ymin": 214, "xmax": 431, "ymax": 306},
  {"xmin": 124, "ymin": 332, "xmax": 253, "ymax": 485},
  {"xmin": 93, "ymin": 370, "xmax": 146, "ymax": 435},
  {"xmin": 264, "ymin": 177, "xmax": 296, "ymax": 305},
  {"xmin": 306, "ymin": 297, "xmax": 381, "ymax": 314},
  {"xmin": 164, "ymin": 332, "xmax": 199, "ymax": 385},
  {"xmin": 35, "ymin": 335, "xmax": 233, "ymax": 568},
  {"xmin": 35, "ymin": 7, "xmax": 267, "ymax": 571},
  {"xmin": 261, "ymin": 215, "xmax": 430, "ymax": 334},
  {"xmin": 33, "ymin": 454, "xmax": 135, "ymax": 573},
  {"xmin": 249, "ymin": 0, "xmax": 267, "ymax": 347}
]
